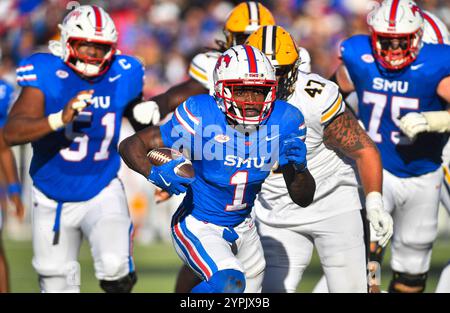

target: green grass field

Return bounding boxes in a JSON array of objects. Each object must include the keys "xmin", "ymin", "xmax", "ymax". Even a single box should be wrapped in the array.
[{"xmin": 4, "ymin": 237, "xmax": 450, "ymax": 293}]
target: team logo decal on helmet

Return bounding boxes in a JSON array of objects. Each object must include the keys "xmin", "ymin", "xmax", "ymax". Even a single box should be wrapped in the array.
[{"xmin": 216, "ymin": 54, "xmax": 233, "ymax": 69}]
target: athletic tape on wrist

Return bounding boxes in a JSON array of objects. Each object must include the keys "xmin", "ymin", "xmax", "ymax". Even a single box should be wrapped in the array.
[{"xmin": 48, "ymin": 111, "xmax": 65, "ymax": 131}]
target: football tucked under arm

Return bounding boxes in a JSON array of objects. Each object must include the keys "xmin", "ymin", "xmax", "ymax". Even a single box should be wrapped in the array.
[
  {"xmin": 147, "ymin": 148, "xmax": 194, "ymax": 179},
  {"xmin": 146, "ymin": 148, "xmax": 195, "ymax": 195}
]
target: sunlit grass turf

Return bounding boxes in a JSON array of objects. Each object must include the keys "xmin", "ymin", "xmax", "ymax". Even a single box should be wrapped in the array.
[{"xmin": 4, "ymin": 238, "xmax": 449, "ymax": 293}]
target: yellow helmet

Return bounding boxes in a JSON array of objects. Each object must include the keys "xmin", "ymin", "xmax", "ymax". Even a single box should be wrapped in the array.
[
  {"xmin": 246, "ymin": 25, "xmax": 300, "ymax": 100},
  {"xmin": 223, "ymin": 1, "xmax": 276, "ymax": 49}
]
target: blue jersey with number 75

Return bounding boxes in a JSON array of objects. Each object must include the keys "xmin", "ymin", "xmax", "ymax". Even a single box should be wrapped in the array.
[{"xmin": 340, "ymin": 35, "xmax": 450, "ymax": 178}]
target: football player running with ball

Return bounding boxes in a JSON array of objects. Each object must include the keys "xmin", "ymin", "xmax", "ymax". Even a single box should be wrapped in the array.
[
  {"xmin": 333, "ymin": 0, "xmax": 450, "ymax": 292},
  {"xmin": 4, "ymin": 5, "xmax": 155, "ymax": 293},
  {"xmin": 120, "ymin": 45, "xmax": 316, "ymax": 293}
]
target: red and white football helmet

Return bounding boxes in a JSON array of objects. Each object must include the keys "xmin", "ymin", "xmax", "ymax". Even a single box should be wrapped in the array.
[
  {"xmin": 368, "ymin": 0, "xmax": 424, "ymax": 70},
  {"xmin": 52, "ymin": 5, "xmax": 118, "ymax": 77},
  {"xmin": 213, "ymin": 45, "xmax": 277, "ymax": 126},
  {"xmin": 421, "ymin": 10, "xmax": 450, "ymax": 45}
]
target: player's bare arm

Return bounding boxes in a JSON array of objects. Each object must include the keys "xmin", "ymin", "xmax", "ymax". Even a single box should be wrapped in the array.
[
  {"xmin": 151, "ymin": 79, "xmax": 207, "ymax": 118},
  {"xmin": 0, "ymin": 128, "xmax": 24, "ymax": 220},
  {"xmin": 323, "ymin": 110, "xmax": 392, "ymax": 247},
  {"xmin": 281, "ymin": 165, "xmax": 315, "ymax": 207},
  {"xmin": 119, "ymin": 126, "xmax": 164, "ymax": 177},
  {"xmin": 323, "ymin": 110, "xmax": 382, "ymax": 194},
  {"xmin": 4, "ymin": 87, "xmax": 93, "ymax": 146},
  {"xmin": 334, "ymin": 64, "xmax": 355, "ymax": 94}
]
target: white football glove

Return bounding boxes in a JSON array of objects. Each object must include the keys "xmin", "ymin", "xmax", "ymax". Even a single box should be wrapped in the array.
[
  {"xmin": 400, "ymin": 111, "xmax": 450, "ymax": 140},
  {"xmin": 366, "ymin": 191, "xmax": 393, "ymax": 248},
  {"xmin": 399, "ymin": 112, "xmax": 429, "ymax": 140},
  {"xmin": 133, "ymin": 100, "xmax": 161, "ymax": 126}
]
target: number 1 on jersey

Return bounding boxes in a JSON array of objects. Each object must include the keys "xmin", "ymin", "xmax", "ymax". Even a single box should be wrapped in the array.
[{"xmin": 226, "ymin": 171, "xmax": 248, "ymax": 212}]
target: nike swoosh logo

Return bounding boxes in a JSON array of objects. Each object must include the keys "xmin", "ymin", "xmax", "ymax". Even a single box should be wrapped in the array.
[
  {"xmin": 410, "ymin": 64, "xmax": 423, "ymax": 70},
  {"xmin": 265, "ymin": 135, "xmax": 280, "ymax": 141},
  {"xmin": 109, "ymin": 74, "xmax": 121, "ymax": 82},
  {"xmin": 159, "ymin": 174, "xmax": 171, "ymax": 187}
]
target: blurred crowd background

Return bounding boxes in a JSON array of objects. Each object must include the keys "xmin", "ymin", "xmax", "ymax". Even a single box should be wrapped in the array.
[
  {"xmin": 1, "ymin": 0, "xmax": 450, "ymax": 243},
  {"xmin": 2, "ymin": 0, "xmax": 450, "ymax": 96}
]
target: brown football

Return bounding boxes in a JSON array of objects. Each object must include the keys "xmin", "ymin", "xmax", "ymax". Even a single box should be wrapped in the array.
[{"xmin": 147, "ymin": 148, "xmax": 195, "ymax": 178}]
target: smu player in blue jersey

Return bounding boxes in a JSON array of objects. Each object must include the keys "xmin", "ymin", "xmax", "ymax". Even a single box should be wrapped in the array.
[
  {"xmin": 120, "ymin": 45, "xmax": 316, "ymax": 293},
  {"xmin": 332, "ymin": 0, "xmax": 450, "ymax": 292},
  {"xmin": 3, "ymin": 5, "xmax": 156, "ymax": 293},
  {"xmin": 0, "ymin": 78, "xmax": 24, "ymax": 293}
]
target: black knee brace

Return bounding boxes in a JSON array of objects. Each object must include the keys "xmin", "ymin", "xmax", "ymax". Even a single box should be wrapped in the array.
[
  {"xmin": 100, "ymin": 272, "xmax": 137, "ymax": 293},
  {"xmin": 388, "ymin": 271, "xmax": 427, "ymax": 293}
]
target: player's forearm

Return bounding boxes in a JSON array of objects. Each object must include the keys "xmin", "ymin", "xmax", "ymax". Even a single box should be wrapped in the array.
[
  {"xmin": 0, "ymin": 130, "xmax": 20, "ymax": 184},
  {"xmin": 355, "ymin": 147, "xmax": 383, "ymax": 195},
  {"xmin": 119, "ymin": 126, "xmax": 163, "ymax": 178},
  {"xmin": 119, "ymin": 135, "xmax": 153, "ymax": 177},
  {"xmin": 0, "ymin": 148, "xmax": 20, "ymax": 185},
  {"xmin": 150, "ymin": 79, "xmax": 208, "ymax": 119},
  {"xmin": 150, "ymin": 93, "xmax": 172, "ymax": 119},
  {"xmin": 3, "ymin": 116, "xmax": 54, "ymax": 146},
  {"xmin": 283, "ymin": 166, "xmax": 316, "ymax": 207}
]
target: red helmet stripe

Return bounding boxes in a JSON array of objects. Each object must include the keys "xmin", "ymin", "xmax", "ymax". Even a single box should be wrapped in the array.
[
  {"xmin": 92, "ymin": 5, "xmax": 103, "ymax": 34},
  {"xmin": 389, "ymin": 0, "xmax": 400, "ymax": 27},
  {"xmin": 244, "ymin": 45, "xmax": 258, "ymax": 73},
  {"xmin": 422, "ymin": 12, "xmax": 444, "ymax": 44}
]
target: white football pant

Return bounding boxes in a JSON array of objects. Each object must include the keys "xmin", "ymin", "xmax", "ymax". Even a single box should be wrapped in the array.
[
  {"xmin": 436, "ymin": 261, "xmax": 450, "ymax": 293},
  {"xmin": 171, "ymin": 209, "xmax": 265, "ymax": 293},
  {"xmin": 258, "ymin": 210, "xmax": 367, "ymax": 293},
  {"xmin": 380, "ymin": 168, "xmax": 442, "ymax": 274},
  {"xmin": 32, "ymin": 178, "xmax": 135, "ymax": 293}
]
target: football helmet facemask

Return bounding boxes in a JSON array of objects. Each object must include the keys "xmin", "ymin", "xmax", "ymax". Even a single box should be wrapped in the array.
[
  {"xmin": 213, "ymin": 45, "xmax": 277, "ymax": 126},
  {"xmin": 54, "ymin": 5, "xmax": 118, "ymax": 77}
]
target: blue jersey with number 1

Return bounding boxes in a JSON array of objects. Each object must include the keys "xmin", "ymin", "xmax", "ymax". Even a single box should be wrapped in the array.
[
  {"xmin": 160, "ymin": 95, "xmax": 306, "ymax": 226},
  {"xmin": 341, "ymin": 35, "xmax": 450, "ymax": 178},
  {"xmin": 16, "ymin": 53, "xmax": 144, "ymax": 202}
]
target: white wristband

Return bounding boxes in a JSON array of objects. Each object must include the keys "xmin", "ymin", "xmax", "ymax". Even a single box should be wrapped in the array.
[
  {"xmin": 422, "ymin": 111, "xmax": 450, "ymax": 133},
  {"xmin": 47, "ymin": 111, "xmax": 65, "ymax": 131},
  {"xmin": 365, "ymin": 191, "xmax": 383, "ymax": 211}
]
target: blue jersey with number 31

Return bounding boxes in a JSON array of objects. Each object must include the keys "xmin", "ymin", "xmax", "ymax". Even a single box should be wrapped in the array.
[
  {"xmin": 16, "ymin": 53, "xmax": 144, "ymax": 202},
  {"xmin": 341, "ymin": 35, "xmax": 450, "ymax": 178},
  {"xmin": 160, "ymin": 95, "xmax": 306, "ymax": 226}
]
